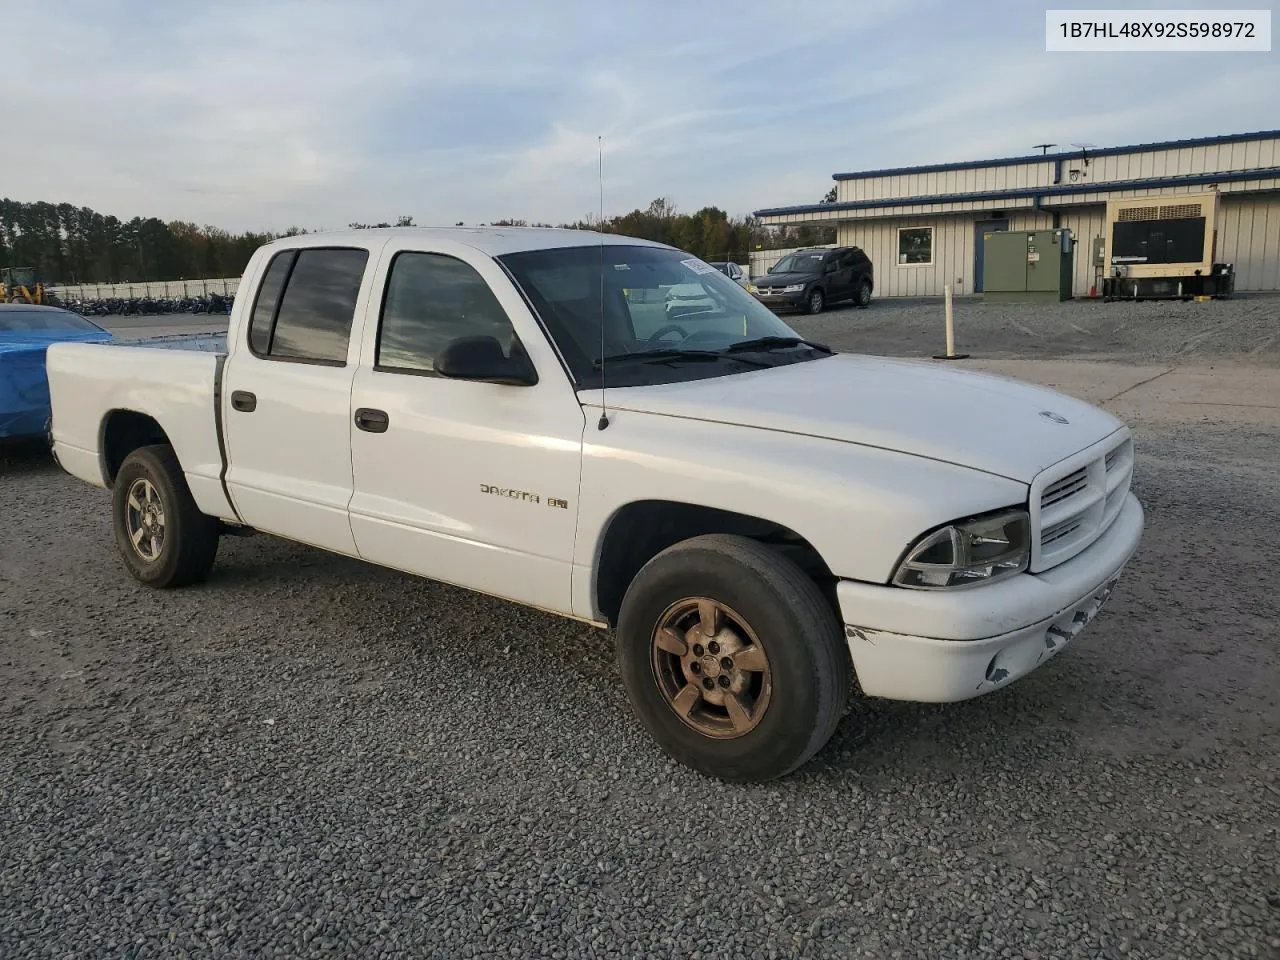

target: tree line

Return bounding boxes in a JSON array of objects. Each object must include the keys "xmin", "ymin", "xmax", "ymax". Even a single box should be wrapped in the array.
[{"xmin": 1, "ymin": 195, "xmax": 836, "ymax": 285}]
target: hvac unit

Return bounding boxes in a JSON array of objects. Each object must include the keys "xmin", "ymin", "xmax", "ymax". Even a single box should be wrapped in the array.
[{"xmin": 1101, "ymin": 191, "xmax": 1234, "ymax": 300}]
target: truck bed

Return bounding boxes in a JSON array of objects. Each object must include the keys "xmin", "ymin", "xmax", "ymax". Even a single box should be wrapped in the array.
[
  {"xmin": 46, "ymin": 338, "xmax": 235, "ymax": 520},
  {"xmin": 112, "ymin": 332, "xmax": 228, "ymax": 353}
]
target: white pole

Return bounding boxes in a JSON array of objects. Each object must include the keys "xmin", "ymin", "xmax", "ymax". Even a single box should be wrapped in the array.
[
  {"xmin": 944, "ymin": 284, "xmax": 955, "ymax": 357},
  {"xmin": 933, "ymin": 283, "xmax": 969, "ymax": 360}
]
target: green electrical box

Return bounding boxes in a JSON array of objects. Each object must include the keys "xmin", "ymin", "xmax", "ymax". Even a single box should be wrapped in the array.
[{"xmin": 982, "ymin": 228, "xmax": 1074, "ymax": 303}]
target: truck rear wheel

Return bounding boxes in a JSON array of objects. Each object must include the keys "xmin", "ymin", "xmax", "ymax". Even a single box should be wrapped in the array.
[
  {"xmin": 112, "ymin": 444, "xmax": 219, "ymax": 588},
  {"xmin": 616, "ymin": 534, "xmax": 849, "ymax": 782}
]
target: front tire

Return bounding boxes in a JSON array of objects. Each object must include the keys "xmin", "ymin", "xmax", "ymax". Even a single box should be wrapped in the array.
[
  {"xmin": 806, "ymin": 288, "xmax": 825, "ymax": 315},
  {"xmin": 112, "ymin": 444, "xmax": 220, "ymax": 588},
  {"xmin": 616, "ymin": 535, "xmax": 850, "ymax": 782}
]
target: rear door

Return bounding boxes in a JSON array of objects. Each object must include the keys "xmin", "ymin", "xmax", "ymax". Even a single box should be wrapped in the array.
[
  {"xmin": 346, "ymin": 239, "xmax": 585, "ymax": 614},
  {"xmin": 826, "ymin": 251, "xmax": 853, "ymax": 300},
  {"xmin": 222, "ymin": 244, "xmax": 378, "ymax": 555},
  {"xmin": 848, "ymin": 248, "xmax": 872, "ymax": 291}
]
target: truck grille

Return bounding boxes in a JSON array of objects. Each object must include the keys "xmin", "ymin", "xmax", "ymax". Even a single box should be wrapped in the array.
[
  {"xmin": 1029, "ymin": 433, "xmax": 1133, "ymax": 572},
  {"xmin": 1042, "ymin": 468, "xmax": 1089, "ymax": 508}
]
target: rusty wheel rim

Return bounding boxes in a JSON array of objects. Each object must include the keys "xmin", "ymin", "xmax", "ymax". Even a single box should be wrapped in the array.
[
  {"xmin": 125, "ymin": 477, "xmax": 165, "ymax": 562},
  {"xmin": 651, "ymin": 598, "xmax": 772, "ymax": 739}
]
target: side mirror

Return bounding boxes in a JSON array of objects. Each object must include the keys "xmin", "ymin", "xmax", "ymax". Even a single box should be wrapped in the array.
[{"xmin": 435, "ymin": 335, "xmax": 538, "ymax": 386}]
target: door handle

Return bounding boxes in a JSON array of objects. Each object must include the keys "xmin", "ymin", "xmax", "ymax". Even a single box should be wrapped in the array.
[
  {"xmin": 354, "ymin": 408, "xmax": 389, "ymax": 433},
  {"xmin": 230, "ymin": 390, "xmax": 257, "ymax": 413}
]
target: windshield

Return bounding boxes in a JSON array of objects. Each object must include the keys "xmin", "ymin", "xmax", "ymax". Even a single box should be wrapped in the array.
[
  {"xmin": 770, "ymin": 252, "xmax": 826, "ymax": 274},
  {"xmin": 0, "ymin": 308, "xmax": 104, "ymax": 334},
  {"xmin": 499, "ymin": 244, "xmax": 824, "ymax": 388}
]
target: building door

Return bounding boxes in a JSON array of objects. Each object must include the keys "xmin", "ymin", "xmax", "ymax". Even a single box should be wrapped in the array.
[{"xmin": 973, "ymin": 219, "xmax": 1009, "ymax": 292}]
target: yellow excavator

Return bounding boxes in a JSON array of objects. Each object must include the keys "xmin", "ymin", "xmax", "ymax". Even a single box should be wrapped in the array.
[{"xmin": 2, "ymin": 267, "xmax": 46, "ymax": 304}]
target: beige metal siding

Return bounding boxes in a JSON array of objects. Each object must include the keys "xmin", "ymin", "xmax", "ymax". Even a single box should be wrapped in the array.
[
  {"xmin": 1060, "ymin": 207, "xmax": 1108, "ymax": 297},
  {"xmin": 790, "ymin": 136, "xmax": 1280, "ymax": 295},
  {"xmin": 768, "ymin": 177, "xmax": 1280, "ymax": 230},
  {"xmin": 835, "ymin": 218, "xmax": 974, "ymax": 297},
  {"xmin": 832, "ymin": 136, "xmax": 1280, "ymax": 206},
  {"xmin": 1218, "ymin": 193, "xmax": 1280, "ymax": 291},
  {"xmin": 1008, "ymin": 211, "xmax": 1053, "ymax": 232},
  {"xmin": 828, "ymin": 195, "xmax": 1280, "ymax": 297},
  {"xmin": 789, "ymin": 144, "xmax": 1280, "ymax": 228},
  {"xmin": 1044, "ymin": 137, "xmax": 1280, "ymax": 187},
  {"xmin": 841, "ymin": 160, "xmax": 1055, "ymax": 203}
]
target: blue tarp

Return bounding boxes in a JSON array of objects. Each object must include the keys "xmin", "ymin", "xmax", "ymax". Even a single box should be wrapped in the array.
[{"xmin": 0, "ymin": 330, "xmax": 113, "ymax": 439}]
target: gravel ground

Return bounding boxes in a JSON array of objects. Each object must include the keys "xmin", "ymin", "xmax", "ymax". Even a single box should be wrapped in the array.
[
  {"xmin": 791, "ymin": 292, "xmax": 1280, "ymax": 365},
  {"xmin": 2, "ymin": 407, "xmax": 1278, "ymax": 957}
]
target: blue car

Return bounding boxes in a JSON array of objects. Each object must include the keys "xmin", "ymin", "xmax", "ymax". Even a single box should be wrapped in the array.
[{"xmin": 0, "ymin": 304, "xmax": 113, "ymax": 440}]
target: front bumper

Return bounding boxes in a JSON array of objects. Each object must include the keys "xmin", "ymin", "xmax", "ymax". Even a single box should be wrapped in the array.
[
  {"xmin": 752, "ymin": 289, "xmax": 807, "ymax": 310},
  {"xmin": 837, "ymin": 492, "xmax": 1143, "ymax": 703}
]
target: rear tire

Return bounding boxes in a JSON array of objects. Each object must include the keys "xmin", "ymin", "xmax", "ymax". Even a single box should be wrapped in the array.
[
  {"xmin": 806, "ymin": 288, "xmax": 826, "ymax": 315},
  {"xmin": 616, "ymin": 534, "xmax": 850, "ymax": 782},
  {"xmin": 855, "ymin": 280, "xmax": 872, "ymax": 308},
  {"xmin": 112, "ymin": 444, "xmax": 219, "ymax": 588}
]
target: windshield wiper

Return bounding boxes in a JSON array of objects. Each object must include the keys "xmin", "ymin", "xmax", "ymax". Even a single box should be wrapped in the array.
[
  {"xmin": 724, "ymin": 336, "xmax": 833, "ymax": 354},
  {"xmin": 592, "ymin": 348, "xmax": 770, "ymax": 368}
]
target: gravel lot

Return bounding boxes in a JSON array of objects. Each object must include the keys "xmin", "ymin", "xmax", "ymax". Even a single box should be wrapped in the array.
[
  {"xmin": 792, "ymin": 292, "xmax": 1280, "ymax": 365},
  {"xmin": 2, "ymin": 302, "xmax": 1278, "ymax": 959}
]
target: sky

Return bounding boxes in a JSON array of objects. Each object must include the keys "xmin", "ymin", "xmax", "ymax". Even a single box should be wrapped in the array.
[{"xmin": 3, "ymin": 0, "xmax": 1277, "ymax": 233}]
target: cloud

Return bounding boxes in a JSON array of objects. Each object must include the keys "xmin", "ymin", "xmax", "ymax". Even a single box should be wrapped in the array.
[{"xmin": 1, "ymin": 0, "xmax": 1276, "ymax": 232}]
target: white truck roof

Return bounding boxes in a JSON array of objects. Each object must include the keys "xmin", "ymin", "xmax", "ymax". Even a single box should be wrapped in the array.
[{"xmin": 260, "ymin": 226, "xmax": 674, "ymax": 257}]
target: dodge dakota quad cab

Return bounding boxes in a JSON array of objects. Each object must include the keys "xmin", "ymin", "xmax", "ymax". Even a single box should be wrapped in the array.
[{"xmin": 46, "ymin": 228, "xmax": 1143, "ymax": 782}]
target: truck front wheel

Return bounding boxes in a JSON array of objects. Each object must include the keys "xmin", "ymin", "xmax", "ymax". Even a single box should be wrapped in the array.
[
  {"xmin": 112, "ymin": 444, "xmax": 219, "ymax": 588},
  {"xmin": 616, "ymin": 534, "xmax": 849, "ymax": 782}
]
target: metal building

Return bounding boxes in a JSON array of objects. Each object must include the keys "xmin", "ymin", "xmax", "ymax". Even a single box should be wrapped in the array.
[{"xmin": 753, "ymin": 129, "xmax": 1280, "ymax": 298}]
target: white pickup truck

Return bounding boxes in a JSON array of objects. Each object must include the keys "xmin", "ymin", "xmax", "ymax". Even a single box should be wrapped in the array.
[{"xmin": 47, "ymin": 227, "xmax": 1143, "ymax": 781}]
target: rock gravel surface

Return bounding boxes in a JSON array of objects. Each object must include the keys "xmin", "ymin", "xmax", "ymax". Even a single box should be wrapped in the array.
[
  {"xmin": 2, "ymin": 408, "xmax": 1277, "ymax": 958},
  {"xmin": 792, "ymin": 292, "xmax": 1280, "ymax": 364}
]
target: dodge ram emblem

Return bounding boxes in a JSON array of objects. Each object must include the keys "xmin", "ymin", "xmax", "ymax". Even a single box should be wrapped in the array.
[{"xmin": 1039, "ymin": 410, "xmax": 1070, "ymax": 424}]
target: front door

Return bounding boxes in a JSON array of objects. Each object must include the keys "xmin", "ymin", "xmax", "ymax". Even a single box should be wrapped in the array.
[
  {"xmin": 347, "ymin": 241, "xmax": 585, "ymax": 615},
  {"xmin": 973, "ymin": 219, "xmax": 1009, "ymax": 293},
  {"xmin": 222, "ymin": 244, "xmax": 378, "ymax": 556}
]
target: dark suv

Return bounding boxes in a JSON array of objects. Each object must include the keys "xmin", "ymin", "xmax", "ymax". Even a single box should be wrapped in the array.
[{"xmin": 752, "ymin": 246, "xmax": 874, "ymax": 315}]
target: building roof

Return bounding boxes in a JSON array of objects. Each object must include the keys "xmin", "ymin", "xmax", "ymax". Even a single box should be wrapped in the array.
[
  {"xmin": 753, "ymin": 166, "xmax": 1280, "ymax": 219},
  {"xmin": 830, "ymin": 128, "xmax": 1280, "ymax": 181},
  {"xmin": 262, "ymin": 226, "xmax": 672, "ymax": 257}
]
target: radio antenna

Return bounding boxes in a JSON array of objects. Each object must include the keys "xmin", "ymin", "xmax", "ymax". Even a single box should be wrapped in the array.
[{"xmin": 596, "ymin": 135, "xmax": 610, "ymax": 431}]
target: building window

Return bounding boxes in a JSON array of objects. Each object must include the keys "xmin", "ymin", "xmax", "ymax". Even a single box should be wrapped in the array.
[{"xmin": 897, "ymin": 227, "xmax": 933, "ymax": 266}]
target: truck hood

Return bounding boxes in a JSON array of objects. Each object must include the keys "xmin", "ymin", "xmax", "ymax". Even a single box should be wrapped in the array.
[{"xmin": 591, "ymin": 354, "xmax": 1124, "ymax": 484}]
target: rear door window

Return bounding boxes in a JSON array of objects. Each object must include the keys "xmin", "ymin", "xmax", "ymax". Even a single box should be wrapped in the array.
[
  {"xmin": 249, "ymin": 248, "xmax": 368, "ymax": 364},
  {"xmin": 248, "ymin": 252, "xmax": 293, "ymax": 355}
]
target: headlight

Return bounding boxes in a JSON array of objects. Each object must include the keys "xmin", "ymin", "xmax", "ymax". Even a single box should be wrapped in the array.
[
  {"xmin": 783, "ymin": 284, "xmax": 805, "ymax": 293},
  {"xmin": 893, "ymin": 508, "xmax": 1029, "ymax": 589},
  {"xmin": 746, "ymin": 283, "xmax": 758, "ymax": 293}
]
